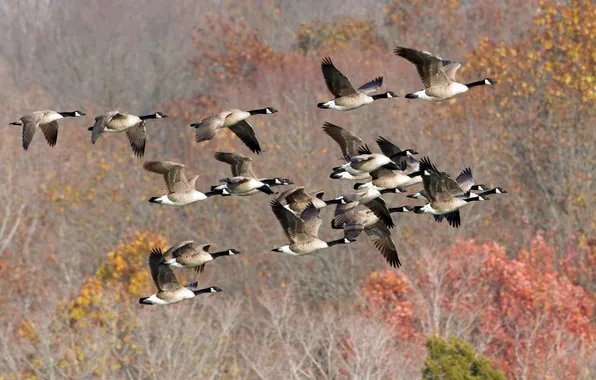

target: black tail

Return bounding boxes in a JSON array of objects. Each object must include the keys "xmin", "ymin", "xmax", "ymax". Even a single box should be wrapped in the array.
[
  {"xmin": 139, "ymin": 297, "xmax": 152, "ymax": 305},
  {"xmin": 87, "ymin": 126, "xmax": 93, "ymax": 131},
  {"xmin": 9, "ymin": 121, "xmax": 22, "ymax": 126},
  {"xmin": 354, "ymin": 183, "xmax": 366, "ymax": 189},
  {"xmin": 408, "ymin": 170, "xmax": 424, "ymax": 178},
  {"xmin": 324, "ymin": 199, "xmax": 342, "ymax": 205},
  {"xmin": 317, "ymin": 102, "xmax": 329, "ymax": 109},
  {"xmin": 148, "ymin": 197, "xmax": 161, "ymax": 204},
  {"xmin": 413, "ymin": 206, "xmax": 425, "ymax": 214},
  {"xmin": 405, "ymin": 93, "xmax": 419, "ymax": 99}
]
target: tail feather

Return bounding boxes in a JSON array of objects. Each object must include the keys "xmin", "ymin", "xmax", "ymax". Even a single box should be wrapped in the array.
[
  {"xmin": 317, "ymin": 102, "xmax": 328, "ymax": 109},
  {"xmin": 405, "ymin": 93, "xmax": 419, "ymax": 99},
  {"xmin": 149, "ymin": 196, "xmax": 161, "ymax": 204},
  {"xmin": 9, "ymin": 121, "xmax": 23, "ymax": 126}
]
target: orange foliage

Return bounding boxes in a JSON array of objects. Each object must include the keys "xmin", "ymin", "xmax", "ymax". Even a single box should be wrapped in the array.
[{"xmin": 66, "ymin": 230, "xmax": 167, "ymax": 328}]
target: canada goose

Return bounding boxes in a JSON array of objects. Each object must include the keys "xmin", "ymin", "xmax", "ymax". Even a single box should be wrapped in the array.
[
  {"xmin": 210, "ymin": 177, "xmax": 275, "ymax": 197},
  {"xmin": 353, "ymin": 136, "xmax": 422, "ymax": 190},
  {"xmin": 161, "ymin": 241, "xmax": 241, "ymax": 273},
  {"xmin": 276, "ymin": 187, "xmax": 328, "ymax": 215},
  {"xmin": 408, "ymin": 158, "xmax": 488, "ymax": 227},
  {"xmin": 333, "ymin": 208, "xmax": 401, "ymax": 268},
  {"xmin": 327, "ymin": 188, "xmax": 401, "ymax": 229},
  {"xmin": 332, "ymin": 144, "xmax": 400, "ymax": 178},
  {"xmin": 323, "ymin": 122, "xmax": 372, "ymax": 180},
  {"xmin": 190, "ymin": 107, "xmax": 278, "ymax": 154},
  {"xmin": 407, "ymin": 162, "xmax": 487, "ymax": 201},
  {"xmin": 144, "ymin": 160, "xmax": 217, "ymax": 206},
  {"xmin": 213, "ymin": 152, "xmax": 293, "ymax": 192},
  {"xmin": 394, "ymin": 46, "xmax": 496, "ymax": 101},
  {"xmin": 270, "ymin": 200, "xmax": 354, "ymax": 255},
  {"xmin": 139, "ymin": 247, "xmax": 222, "ymax": 305},
  {"xmin": 89, "ymin": 111, "xmax": 167, "ymax": 158},
  {"xmin": 10, "ymin": 110, "xmax": 85, "ymax": 150},
  {"xmin": 317, "ymin": 57, "xmax": 397, "ymax": 111}
]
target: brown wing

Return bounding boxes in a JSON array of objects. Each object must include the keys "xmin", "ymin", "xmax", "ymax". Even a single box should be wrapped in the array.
[
  {"xmin": 299, "ymin": 203, "xmax": 322, "ymax": 238},
  {"xmin": 21, "ymin": 120, "xmax": 37, "ymax": 151},
  {"xmin": 364, "ymin": 221, "xmax": 401, "ymax": 268},
  {"xmin": 364, "ymin": 197, "xmax": 394, "ymax": 229},
  {"xmin": 321, "ymin": 57, "xmax": 357, "ymax": 97},
  {"xmin": 149, "ymin": 247, "xmax": 180, "ymax": 292},
  {"xmin": 214, "ymin": 152, "xmax": 257, "ymax": 178},
  {"xmin": 228, "ymin": 120, "xmax": 262, "ymax": 154},
  {"xmin": 90, "ymin": 111, "xmax": 120, "ymax": 143},
  {"xmin": 169, "ymin": 241, "xmax": 196, "ymax": 258},
  {"xmin": 125, "ymin": 122, "xmax": 146, "ymax": 158},
  {"xmin": 270, "ymin": 199, "xmax": 301, "ymax": 243},
  {"xmin": 281, "ymin": 187, "xmax": 309, "ymax": 204},
  {"xmin": 443, "ymin": 62, "xmax": 461, "ymax": 82},
  {"xmin": 394, "ymin": 46, "xmax": 450, "ymax": 88},
  {"xmin": 322, "ymin": 122, "xmax": 364, "ymax": 157},
  {"xmin": 143, "ymin": 161, "xmax": 190, "ymax": 193},
  {"xmin": 39, "ymin": 121, "xmax": 59, "ymax": 147}
]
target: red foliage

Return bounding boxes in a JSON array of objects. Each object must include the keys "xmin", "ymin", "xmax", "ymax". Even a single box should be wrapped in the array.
[{"xmin": 364, "ymin": 233, "xmax": 595, "ymax": 378}]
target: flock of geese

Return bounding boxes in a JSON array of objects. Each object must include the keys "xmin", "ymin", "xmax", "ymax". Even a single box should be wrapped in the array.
[{"xmin": 9, "ymin": 46, "xmax": 505, "ymax": 305}]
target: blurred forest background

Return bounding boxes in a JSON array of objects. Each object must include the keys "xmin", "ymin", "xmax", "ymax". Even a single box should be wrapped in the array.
[{"xmin": 0, "ymin": 0, "xmax": 594, "ymax": 378}]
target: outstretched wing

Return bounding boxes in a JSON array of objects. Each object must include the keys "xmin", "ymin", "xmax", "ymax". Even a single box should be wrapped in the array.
[{"xmin": 321, "ymin": 57, "xmax": 357, "ymax": 97}]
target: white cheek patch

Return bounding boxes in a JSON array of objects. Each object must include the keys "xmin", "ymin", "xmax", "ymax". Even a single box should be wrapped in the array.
[
  {"xmin": 228, "ymin": 250, "xmax": 235, "ymax": 255},
  {"xmin": 386, "ymin": 93, "xmax": 393, "ymax": 98},
  {"xmin": 484, "ymin": 79, "xmax": 491, "ymax": 85}
]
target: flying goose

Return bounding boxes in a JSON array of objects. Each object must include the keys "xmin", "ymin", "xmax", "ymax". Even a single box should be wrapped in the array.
[
  {"xmin": 326, "ymin": 187, "xmax": 401, "ymax": 229},
  {"xmin": 408, "ymin": 166, "xmax": 487, "ymax": 201},
  {"xmin": 406, "ymin": 158, "xmax": 487, "ymax": 227},
  {"xmin": 144, "ymin": 160, "xmax": 217, "ymax": 206},
  {"xmin": 213, "ymin": 152, "xmax": 293, "ymax": 191},
  {"xmin": 10, "ymin": 110, "xmax": 85, "ymax": 150},
  {"xmin": 332, "ymin": 144, "xmax": 400, "ymax": 178},
  {"xmin": 332, "ymin": 207, "xmax": 402, "ymax": 268},
  {"xmin": 317, "ymin": 57, "xmax": 397, "ymax": 111},
  {"xmin": 276, "ymin": 187, "xmax": 328, "ymax": 215},
  {"xmin": 394, "ymin": 46, "xmax": 496, "ymax": 101},
  {"xmin": 270, "ymin": 199, "xmax": 354, "ymax": 255},
  {"xmin": 190, "ymin": 107, "xmax": 278, "ymax": 154},
  {"xmin": 210, "ymin": 177, "xmax": 275, "ymax": 197},
  {"xmin": 89, "ymin": 111, "xmax": 167, "ymax": 158},
  {"xmin": 139, "ymin": 247, "xmax": 222, "ymax": 305},
  {"xmin": 323, "ymin": 122, "xmax": 371, "ymax": 180},
  {"xmin": 161, "ymin": 240, "xmax": 241, "ymax": 273},
  {"xmin": 354, "ymin": 137, "xmax": 421, "ymax": 190}
]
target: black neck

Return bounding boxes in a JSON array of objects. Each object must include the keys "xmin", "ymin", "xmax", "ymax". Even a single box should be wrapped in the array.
[
  {"xmin": 465, "ymin": 80, "xmax": 488, "ymax": 88},
  {"xmin": 211, "ymin": 250, "xmax": 231, "ymax": 259},
  {"xmin": 248, "ymin": 108, "xmax": 269, "ymax": 115},
  {"xmin": 58, "ymin": 111, "xmax": 78, "ymax": 117},
  {"xmin": 478, "ymin": 188, "xmax": 497, "ymax": 197},
  {"xmin": 327, "ymin": 238, "xmax": 348, "ymax": 247},
  {"xmin": 372, "ymin": 93, "xmax": 390, "ymax": 100},
  {"xmin": 193, "ymin": 287, "xmax": 215, "ymax": 295},
  {"xmin": 408, "ymin": 170, "xmax": 424, "ymax": 178},
  {"xmin": 139, "ymin": 114, "xmax": 157, "ymax": 120}
]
